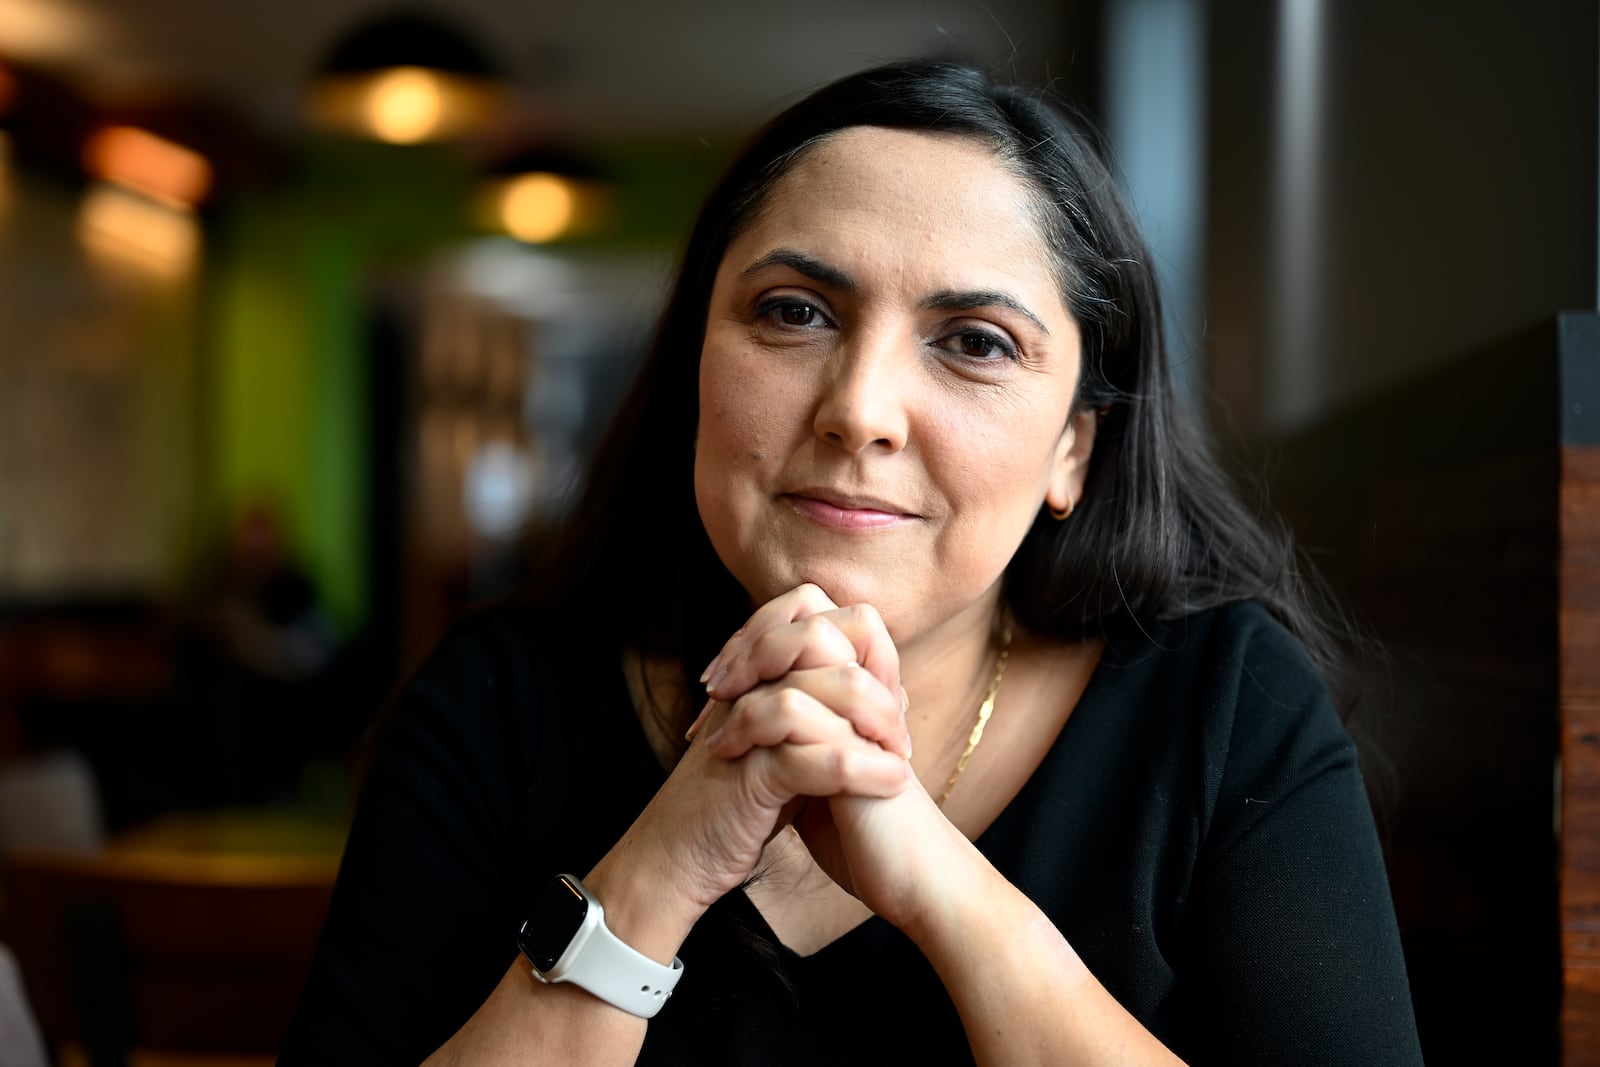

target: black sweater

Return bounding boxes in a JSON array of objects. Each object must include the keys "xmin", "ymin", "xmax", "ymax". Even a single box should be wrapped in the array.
[{"xmin": 281, "ymin": 600, "xmax": 1423, "ymax": 1064}]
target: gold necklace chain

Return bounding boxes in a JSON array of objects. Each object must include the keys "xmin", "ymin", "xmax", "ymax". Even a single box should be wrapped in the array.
[{"xmin": 936, "ymin": 616, "xmax": 1013, "ymax": 806}]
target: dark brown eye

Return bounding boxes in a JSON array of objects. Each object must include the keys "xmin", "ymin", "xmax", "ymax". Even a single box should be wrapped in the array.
[
  {"xmin": 934, "ymin": 326, "xmax": 1018, "ymax": 363},
  {"xmin": 960, "ymin": 333, "xmax": 994, "ymax": 358},
  {"xmin": 780, "ymin": 303, "xmax": 818, "ymax": 326}
]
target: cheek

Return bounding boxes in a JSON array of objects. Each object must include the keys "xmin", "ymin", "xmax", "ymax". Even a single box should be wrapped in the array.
[
  {"xmin": 696, "ymin": 381, "xmax": 757, "ymax": 465},
  {"xmin": 936, "ymin": 403, "xmax": 1066, "ymax": 521},
  {"xmin": 693, "ymin": 355, "xmax": 771, "ymax": 517},
  {"xmin": 696, "ymin": 341, "xmax": 795, "ymax": 460}
]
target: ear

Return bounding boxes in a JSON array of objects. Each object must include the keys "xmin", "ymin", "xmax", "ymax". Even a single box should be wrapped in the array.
[{"xmin": 1044, "ymin": 407, "xmax": 1098, "ymax": 516}]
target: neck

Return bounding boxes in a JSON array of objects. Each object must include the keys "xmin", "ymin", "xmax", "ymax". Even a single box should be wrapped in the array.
[{"xmin": 896, "ymin": 586, "xmax": 1007, "ymax": 759}]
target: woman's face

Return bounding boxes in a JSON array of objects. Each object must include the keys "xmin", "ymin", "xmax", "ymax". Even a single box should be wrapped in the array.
[{"xmin": 694, "ymin": 126, "xmax": 1096, "ymax": 647}]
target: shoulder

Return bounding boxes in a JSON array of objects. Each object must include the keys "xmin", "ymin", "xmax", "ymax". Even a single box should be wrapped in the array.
[
  {"xmin": 1091, "ymin": 601, "xmax": 1355, "ymax": 842},
  {"xmin": 1104, "ymin": 600, "xmax": 1319, "ymax": 688},
  {"xmin": 1098, "ymin": 600, "xmax": 1334, "ymax": 735},
  {"xmin": 1163, "ymin": 599, "xmax": 1345, "ymax": 756}
]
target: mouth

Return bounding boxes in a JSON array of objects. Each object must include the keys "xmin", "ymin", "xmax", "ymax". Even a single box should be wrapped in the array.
[{"xmin": 781, "ymin": 489, "xmax": 918, "ymax": 531}]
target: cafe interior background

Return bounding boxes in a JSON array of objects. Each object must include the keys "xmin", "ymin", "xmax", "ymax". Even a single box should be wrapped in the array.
[{"xmin": 0, "ymin": 0, "xmax": 1593, "ymax": 1063}]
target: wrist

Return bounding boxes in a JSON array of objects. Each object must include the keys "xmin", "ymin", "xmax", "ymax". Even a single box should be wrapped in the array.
[
  {"xmin": 584, "ymin": 844, "xmax": 706, "ymax": 967},
  {"xmin": 898, "ymin": 854, "xmax": 1093, "ymax": 994},
  {"xmin": 853, "ymin": 786, "xmax": 976, "ymax": 934},
  {"xmin": 890, "ymin": 828, "xmax": 1005, "ymax": 951}
]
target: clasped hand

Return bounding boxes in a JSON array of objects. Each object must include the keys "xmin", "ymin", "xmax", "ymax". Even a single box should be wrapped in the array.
[{"xmin": 632, "ymin": 584, "xmax": 950, "ymax": 932}]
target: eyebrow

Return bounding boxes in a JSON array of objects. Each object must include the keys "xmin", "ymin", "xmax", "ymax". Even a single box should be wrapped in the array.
[
  {"xmin": 741, "ymin": 248, "xmax": 1048, "ymax": 336},
  {"xmin": 741, "ymin": 249, "xmax": 855, "ymax": 293},
  {"xmin": 921, "ymin": 289, "xmax": 1049, "ymax": 336}
]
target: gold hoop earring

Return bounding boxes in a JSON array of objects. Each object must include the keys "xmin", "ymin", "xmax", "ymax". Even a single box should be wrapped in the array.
[{"xmin": 1049, "ymin": 495, "xmax": 1074, "ymax": 521}]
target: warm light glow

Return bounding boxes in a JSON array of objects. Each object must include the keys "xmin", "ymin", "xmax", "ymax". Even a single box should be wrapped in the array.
[
  {"xmin": 497, "ymin": 174, "xmax": 576, "ymax": 243},
  {"xmin": 365, "ymin": 66, "xmax": 444, "ymax": 144},
  {"xmin": 0, "ymin": 0, "xmax": 107, "ymax": 63},
  {"xmin": 78, "ymin": 183, "xmax": 200, "ymax": 279},
  {"xmin": 83, "ymin": 126, "xmax": 213, "ymax": 209},
  {"xmin": 309, "ymin": 67, "xmax": 500, "ymax": 143}
]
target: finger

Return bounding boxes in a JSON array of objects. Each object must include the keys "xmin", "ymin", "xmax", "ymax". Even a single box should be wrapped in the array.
[
  {"xmin": 683, "ymin": 696, "xmax": 718, "ymax": 742},
  {"xmin": 820, "ymin": 603, "xmax": 900, "ymax": 698},
  {"xmin": 743, "ymin": 737, "xmax": 912, "ymax": 806},
  {"xmin": 708, "ymin": 666, "xmax": 899, "ymax": 757},
  {"xmin": 709, "ymin": 614, "xmax": 858, "ymax": 701},
  {"xmin": 705, "ymin": 686, "xmax": 841, "ymax": 757},
  {"xmin": 699, "ymin": 583, "xmax": 838, "ymax": 687},
  {"xmin": 710, "ymin": 665, "xmax": 909, "ymax": 760},
  {"xmin": 707, "ymin": 602, "xmax": 901, "ymax": 703}
]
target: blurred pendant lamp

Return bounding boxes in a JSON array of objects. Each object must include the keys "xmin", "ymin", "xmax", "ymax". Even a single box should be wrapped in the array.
[
  {"xmin": 307, "ymin": 9, "xmax": 504, "ymax": 143},
  {"xmin": 479, "ymin": 146, "xmax": 612, "ymax": 244}
]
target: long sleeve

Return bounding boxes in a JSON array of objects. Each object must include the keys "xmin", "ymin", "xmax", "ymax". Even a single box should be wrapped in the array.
[
  {"xmin": 1167, "ymin": 610, "xmax": 1422, "ymax": 1064},
  {"xmin": 278, "ymin": 625, "xmax": 534, "ymax": 1065},
  {"xmin": 279, "ymin": 611, "xmax": 663, "ymax": 1065}
]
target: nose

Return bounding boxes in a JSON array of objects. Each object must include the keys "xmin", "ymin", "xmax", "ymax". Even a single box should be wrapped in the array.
[{"xmin": 811, "ymin": 327, "xmax": 910, "ymax": 454}]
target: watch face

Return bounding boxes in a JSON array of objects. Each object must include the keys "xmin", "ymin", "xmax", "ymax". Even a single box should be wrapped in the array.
[{"xmin": 520, "ymin": 876, "xmax": 590, "ymax": 974}]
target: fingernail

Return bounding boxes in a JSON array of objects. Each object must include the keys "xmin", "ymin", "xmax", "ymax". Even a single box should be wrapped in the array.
[
  {"xmin": 684, "ymin": 719, "xmax": 702, "ymax": 742},
  {"xmin": 707, "ymin": 668, "xmax": 729, "ymax": 695},
  {"xmin": 705, "ymin": 728, "xmax": 724, "ymax": 749},
  {"xmin": 698, "ymin": 657, "xmax": 719, "ymax": 685}
]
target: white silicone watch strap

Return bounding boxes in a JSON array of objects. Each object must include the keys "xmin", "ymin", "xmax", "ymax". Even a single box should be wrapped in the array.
[
  {"xmin": 561, "ymin": 907, "xmax": 683, "ymax": 1018},
  {"xmin": 539, "ymin": 877, "xmax": 684, "ymax": 1019}
]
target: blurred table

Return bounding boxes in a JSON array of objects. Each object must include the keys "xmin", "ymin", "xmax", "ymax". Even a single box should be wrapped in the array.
[
  {"xmin": 102, "ymin": 808, "xmax": 348, "ymax": 876},
  {"xmin": 2, "ymin": 807, "xmax": 348, "ymax": 1065}
]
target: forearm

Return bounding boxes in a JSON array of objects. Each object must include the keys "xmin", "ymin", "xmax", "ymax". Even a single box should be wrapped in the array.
[
  {"xmin": 902, "ymin": 837, "xmax": 1185, "ymax": 1067},
  {"xmin": 423, "ymin": 960, "xmax": 648, "ymax": 1067},
  {"xmin": 423, "ymin": 843, "xmax": 703, "ymax": 1066}
]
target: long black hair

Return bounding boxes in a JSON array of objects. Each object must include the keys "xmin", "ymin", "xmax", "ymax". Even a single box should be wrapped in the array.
[{"xmin": 523, "ymin": 59, "xmax": 1350, "ymax": 738}]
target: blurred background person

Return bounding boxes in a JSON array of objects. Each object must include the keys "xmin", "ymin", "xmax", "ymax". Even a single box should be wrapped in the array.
[{"xmin": 163, "ymin": 500, "xmax": 344, "ymax": 810}]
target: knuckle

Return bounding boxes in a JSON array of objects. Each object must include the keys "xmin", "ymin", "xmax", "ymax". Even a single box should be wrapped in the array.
[
  {"xmin": 797, "ymin": 617, "xmax": 849, "ymax": 662},
  {"xmin": 747, "ymin": 630, "xmax": 785, "ymax": 671},
  {"xmin": 773, "ymin": 687, "xmax": 809, "ymax": 718},
  {"xmin": 800, "ymin": 615, "xmax": 833, "ymax": 641},
  {"xmin": 842, "ymin": 665, "xmax": 876, "ymax": 702}
]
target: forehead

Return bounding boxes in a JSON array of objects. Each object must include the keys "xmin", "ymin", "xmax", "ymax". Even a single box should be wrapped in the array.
[
  {"xmin": 767, "ymin": 125, "xmax": 1031, "ymax": 206},
  {"xmin": 735, "ymin": 126, "xmax": 1059, "ymax": 288}
]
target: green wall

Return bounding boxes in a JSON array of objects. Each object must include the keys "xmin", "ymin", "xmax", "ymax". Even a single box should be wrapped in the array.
[
  {"xmin": 206, "ymin": 141, "xmax": 471, "ymax": 631},
  {"xmin": 204, "ymin": 137, "xmax": 727, "ymax": 633}
]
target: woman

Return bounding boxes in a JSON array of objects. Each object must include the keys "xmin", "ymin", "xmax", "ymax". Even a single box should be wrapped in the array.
[{"xmin": 282, "ymin": 60, "xmax": 1422, "ymax": 1064}]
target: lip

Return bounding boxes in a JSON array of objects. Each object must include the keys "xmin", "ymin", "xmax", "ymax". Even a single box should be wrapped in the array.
[{"xmin": 781, "ymin": 489, "xmax": 918, "ymax": 531}]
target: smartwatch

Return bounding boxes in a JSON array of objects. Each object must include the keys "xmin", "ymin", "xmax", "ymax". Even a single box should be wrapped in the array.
[{"xmin": 518, "ymin": 873, "xmax": 684, "ymax": 1019}]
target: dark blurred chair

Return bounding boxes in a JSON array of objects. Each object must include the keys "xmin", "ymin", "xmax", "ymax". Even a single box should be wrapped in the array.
[{"xmin": 0, "ymin": 819, "xmax": 337, "ymax": 1066}]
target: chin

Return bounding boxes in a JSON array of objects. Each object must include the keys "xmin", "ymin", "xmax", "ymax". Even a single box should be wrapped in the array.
[
  {"xmin": 792, "ymin": 570, "xmax": 905, "ymax": 630},
  {"xmin": 729, "ymin": 556, "xmax": 871, "ymax": 614}
]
